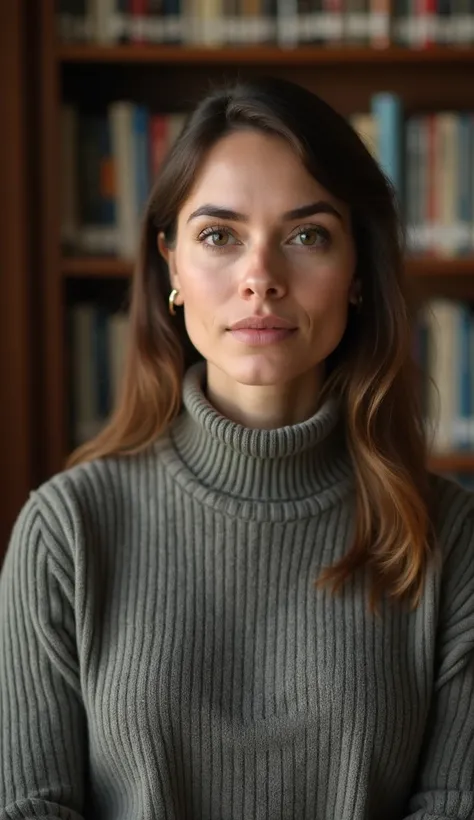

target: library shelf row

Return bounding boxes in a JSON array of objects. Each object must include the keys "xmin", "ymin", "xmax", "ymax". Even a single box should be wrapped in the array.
[
  {"xmin": 57, "ymin": 44, "xmax": 474, "ymax": 66},
  {"xmin": 429, "ymin": 453, "xmax": 474, "ymax": 474},
  {"xmin": 61, "ymin": 256, "xmax": 474, "ymax": 279}
]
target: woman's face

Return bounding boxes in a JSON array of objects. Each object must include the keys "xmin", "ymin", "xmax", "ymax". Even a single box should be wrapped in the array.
[{"xmin": 160, "ymin": 129, "xmax": 357, "ymax": 393}]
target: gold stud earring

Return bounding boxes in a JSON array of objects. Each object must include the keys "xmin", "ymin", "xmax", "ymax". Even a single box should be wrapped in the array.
[{"xmin": 169, "ymin": 288, "xmax": 180, "ymax": 316}]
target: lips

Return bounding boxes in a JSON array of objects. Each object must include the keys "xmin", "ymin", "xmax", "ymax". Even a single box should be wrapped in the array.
[
  {"xmin": 229, "ymin": 315, "xmax": 296, "ymax": 331},
  {"xmin": 227, "ymin": 315, "xmax": 297, "ymax": 346}
]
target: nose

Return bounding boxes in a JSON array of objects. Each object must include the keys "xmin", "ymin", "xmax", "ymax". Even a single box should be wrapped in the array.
[{"xmin": 237, "ymin": 246, "xmax": 287, "ymax": 302}]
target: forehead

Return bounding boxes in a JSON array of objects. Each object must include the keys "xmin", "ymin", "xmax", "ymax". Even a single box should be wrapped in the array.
[{"xmin": 179, "ymin": 129, "xmax": 348, "ymax": 219}]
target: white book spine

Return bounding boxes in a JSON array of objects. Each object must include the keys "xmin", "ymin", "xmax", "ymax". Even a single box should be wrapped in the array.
[
  {"xmin": 109, "ymin": 102, "xmax": 138, "ymax": 260},
  {"xmin": 276, "ymin": 0, "xmax": 299, "ymax": 45},
  {"xmin": 427, "ymin": 300, "xmax": 457, "ymax": 454},
  {"xmin": 438, "ymin": 113, "xmax": 458, "ymax": 257}
]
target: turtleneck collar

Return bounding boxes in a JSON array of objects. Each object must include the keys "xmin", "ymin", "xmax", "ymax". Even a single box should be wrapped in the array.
[{"xmin": 168, "ymin": 363, "xmax": 353, "ymax": 510}]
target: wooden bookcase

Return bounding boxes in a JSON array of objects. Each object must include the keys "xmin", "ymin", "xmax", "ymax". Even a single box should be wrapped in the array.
[{"xmin": 36, "ymin": 0, "xmax": 474, "ymax": 485}]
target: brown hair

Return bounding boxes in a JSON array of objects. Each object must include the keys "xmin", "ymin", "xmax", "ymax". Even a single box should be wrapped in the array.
[{"xmin": 68, "ymin": 77, "xmax": 432, "ymax": 607}]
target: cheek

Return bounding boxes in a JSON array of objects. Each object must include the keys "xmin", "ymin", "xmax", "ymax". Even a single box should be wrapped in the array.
[
  {"xmin": 296, "ymin": 259, "xmax": 354, "ymax": 315},
  {"xmin": 177, "ymin": 250, "xmax": 232, "ymax": 307}
]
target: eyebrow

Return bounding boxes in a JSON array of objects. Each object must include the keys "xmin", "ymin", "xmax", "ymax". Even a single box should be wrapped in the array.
[{"xmin": 186, "ymin": 200, "xmax": 343, "ymax": 224}]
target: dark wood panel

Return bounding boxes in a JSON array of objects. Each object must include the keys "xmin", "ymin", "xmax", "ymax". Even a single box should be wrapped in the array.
[
  {"xmin": 0, "ymin": 0, "xmax": 38, "ymax": 559},
  {"xmin": 60, "ymin": 255, "xmax": 474, "ymax": 281},
  {"xmin": 60, "ymin": 51, "xmax": 474, "ymax": 117},
  {"xmin": 39, "ymin": 0, "xmax": 66, "ymax": 479},
  {"xmin": 58, "ymin": 44, "xmax": 474, "ymax": 65}
]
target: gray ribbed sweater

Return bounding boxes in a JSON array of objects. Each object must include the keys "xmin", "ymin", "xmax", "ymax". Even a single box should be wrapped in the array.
[{"xmin": 2, "ymin": 363, "xmax": 474, "ymax": 820}]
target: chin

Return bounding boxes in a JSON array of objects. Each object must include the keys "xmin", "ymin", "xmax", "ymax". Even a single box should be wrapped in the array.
[{"xmin": 223, "ymin": 357, "xmax": 297, "ymax": 387}]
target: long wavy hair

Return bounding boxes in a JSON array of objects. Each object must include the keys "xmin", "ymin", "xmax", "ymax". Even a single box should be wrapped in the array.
[{"xmin": 68, "ymin": 77, "xmax": 433, "ymax": 607}]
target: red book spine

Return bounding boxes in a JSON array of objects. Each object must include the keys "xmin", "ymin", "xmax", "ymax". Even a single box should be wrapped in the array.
[
  {"xmin": 150, "ymin": 115, "xmax": 169, "ymax": 181},
  {"xmin": 130, "ymin": 0, "xmax": 148, "ymax": 43}
]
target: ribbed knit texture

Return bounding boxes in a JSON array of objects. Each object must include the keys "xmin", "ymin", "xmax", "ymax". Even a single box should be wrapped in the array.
[{"xmin": 2, "ymin": 362, "xmax": 474, "ymax": 820}]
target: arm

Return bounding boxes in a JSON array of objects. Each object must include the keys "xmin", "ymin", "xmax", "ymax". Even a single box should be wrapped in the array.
[
  {"xmin": 0, "ymin": 493, "xmax": 87, "ymax": 820},
  {"xmin": 405, "ymin": 511, "xmax": 474, "ymax": 820}
]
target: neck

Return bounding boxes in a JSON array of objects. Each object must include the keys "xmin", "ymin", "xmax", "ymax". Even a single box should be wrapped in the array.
[
  {"xmin": 206, "ymin": 363, "xmax": 323, "ymax": 429},
  {"xmin": 168, "ymin": 361, "xmax": 353, "ymax": 508}
]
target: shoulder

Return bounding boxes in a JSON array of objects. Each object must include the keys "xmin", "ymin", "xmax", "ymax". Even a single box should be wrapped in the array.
[{"xmin": 9, "ymin": 445, "xmax": 163, "ymax": 562}]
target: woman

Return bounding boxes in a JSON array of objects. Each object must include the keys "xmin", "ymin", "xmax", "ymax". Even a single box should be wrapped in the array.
[{"xmin": 1, "ymin": 77, "xmax": 473, "ymax": 820}]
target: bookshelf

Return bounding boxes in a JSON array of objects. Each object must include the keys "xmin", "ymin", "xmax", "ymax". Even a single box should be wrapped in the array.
[{"xmin": 35, "ymin": 0, "xmax": 474, "ymax": 487}]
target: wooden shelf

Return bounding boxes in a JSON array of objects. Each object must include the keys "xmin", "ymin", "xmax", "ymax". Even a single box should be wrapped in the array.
[
  {"xmin": 429, "ymin": 453, "xmax": 474, "ymax": 474},
  {"xmin": 61, "ymin": 255, "xmax": 474, "ymax": 280},
  {"xmin": 62, "ymin": 256, "xmax": 133, "ymax": 278},
  {"xmin": 57, "ymin": 44, "xmax": 474, "ymax": 66}
]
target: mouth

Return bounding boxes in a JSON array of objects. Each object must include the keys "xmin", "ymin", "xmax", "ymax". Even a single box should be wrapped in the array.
[
  {"xmin": 227, "ymin": 316, "xmax": 297, "ymax": 346},
  {"xmin": 229, "ymin": 315, "xmax": 297, "ymax": 331}
]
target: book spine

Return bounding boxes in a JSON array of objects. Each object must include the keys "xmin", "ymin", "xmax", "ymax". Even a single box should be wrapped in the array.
[
  {"xmin": 130, "ymin": 0, "xmax": 148, "ymax": 42},
  {"xmin": 163, "ymin": 0, "xmax": 183, "ymax": 42},
  {"xmin": 90, "ymin": 0, "xmax": 116, "ymax": 42},
  {"xmin": 345, "ymin": 0, "xmax": 370, "ymax": 44},
  {"xmin": 455, "ymin": 304, "xmax": 471, "ymax": 450},
  {"xmin": 371, "ymin": 93, "xmax": 403, "ymax": 198},
  {"xmin": 147, "ymin": 0, "xmax": 166, "ymax": 42},
  {"xmin": 108, "ymin": 312, "xmax": 129, "ymax": 406},
  {"xmin": 109, "ymin": 102, "xmax": 138, "ymax": 260},
  {"xmin": 60, "ymin": 106, "xmax": 79, "ymax": 251},
  {"xmin": 370, "ymin": 0, "xmax": 391, "ymax": 47},
  {"xmin": 133, "ymin": 106, "xmax": 151, "ymax": 215},
  {"xmin": 405, "ymin": 117, "xmax": 421, "ymax": 254},
  {"xmin": 452, "ymin": 0, "xmax": 472, "ymax": 45},
  {"xmin": 99, "ymin": 115, "xmax": 116, "ymax": 230},
  {"xmin": 427, "ymin": 300, "xmax": 456, "ymax": 454},
  {"xmin": 393, "ymin": 0, "xmax": 409, "ymax": 44},
  {"xmin": 322, "ymin": 0, "xmax": 343, "ymax": 44},
  {"xmin": 458, "ymin": 114, "xmax": 472, "ymax": 256},
  {"xmin": 77, "ymin": 116, "xmax": 103, "ymax": 251},
  {"xmin": 149, "ymin": 115, "xmax": 169, "ymax": 180},
  {"xmin": 437, "ymin": 0, "xmax": 452, "ymax": 45},
  {"xmin": 70, "ymin": 303, "xmax": 102, "ymax": 446},
  {"xmin": 426, "ymin": 113, "xmax": 436, "ymax": 255},
  {"xmin": 93, "ymin": 306, "xmax": 111, "ymax": 420},
  {"xmin": 276, "ymin": 0, "xmax": 299, "ymax": 44},
  {"xmin": 57, "ymin": 0, "xmax": 88, "ymax": 41}
]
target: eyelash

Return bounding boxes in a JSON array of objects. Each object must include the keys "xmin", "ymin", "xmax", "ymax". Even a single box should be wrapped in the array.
[{"xmin": 196, "ymin": 223, "xmax": 332, "ymax": 251}]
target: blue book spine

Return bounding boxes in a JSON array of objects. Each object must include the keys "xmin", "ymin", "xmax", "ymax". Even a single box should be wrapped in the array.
[
  {"xmin": 458, "ymin": 304, "xmax": 471, "ymax": 450},
  {"xmin": 371, "ymin": 93, "xmax": 403, "ymax": 199},
  {"xmin": 93, "ymin": 306, "xmax": 111, "ymax": 419},
  {"xmin": 133, "ymin": 105, "xmax": 151, "ymax": 218}
]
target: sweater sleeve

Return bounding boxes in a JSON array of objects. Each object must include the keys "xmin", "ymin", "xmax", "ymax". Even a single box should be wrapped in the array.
[
  {"xmin": 404, "ymin": 510, "xmax": 474, "ymax": 820},
  {"xmin": 0, "ymin": 493, "xmax": 87, "ymax": 820}
]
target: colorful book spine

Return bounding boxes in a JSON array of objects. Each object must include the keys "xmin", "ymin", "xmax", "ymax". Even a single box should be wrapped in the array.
[{"xmin": 371, "ymin": 92, "xmax": 403, "ymax": 198}]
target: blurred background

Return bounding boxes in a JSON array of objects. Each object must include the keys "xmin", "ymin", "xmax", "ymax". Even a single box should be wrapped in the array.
[{"xmin": 1, "ymin": 0, "xmax": 474, "ymax": 558}]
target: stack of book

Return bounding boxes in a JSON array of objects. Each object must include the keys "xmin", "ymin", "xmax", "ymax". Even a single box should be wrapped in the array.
[
  {"xmin": 68, "ymin": 304, "xmax": 129, "ymax": 445},
  {"xmin": 61, "ymin": 95, "xmax": 474, "ymax": 260},
  {"xmin": 418, "ymin": 300, "xmax": 474, "ymax": 455},
  {"xmin": 57, "ymin": 0, "xmax": 474, "ymax": 48},
  {"xmin": 61, "ymin": 106, "xmax": 186, "ymax": 258},
  {"xmin": 351, "ymin": 99, "xmax": 474, "ymax": 257},
  {"xmin": 67, "ymin": 298, "xmax": 474, "ymax": 457}
]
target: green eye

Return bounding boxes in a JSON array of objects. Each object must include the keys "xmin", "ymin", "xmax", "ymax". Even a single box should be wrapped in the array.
[
  {"xmin": 210, "ymin": 230, "xmax": 229, "ymax": 246},
  {"xmin": 290, "ymin": 226, "xmax": 330, "ymax": 248},
  {"xmin": 299, "ymin": 229, "xmax": 318, "ymax": 245}
]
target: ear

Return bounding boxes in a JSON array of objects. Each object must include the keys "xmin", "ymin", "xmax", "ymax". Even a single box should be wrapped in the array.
[
  {"xmin": 158, "ymin": 232, "xmax": 184, "ymax": 305},
  {"xmin": 348, "ymin": 278, "xmax": 361, "ymax": 305}
]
